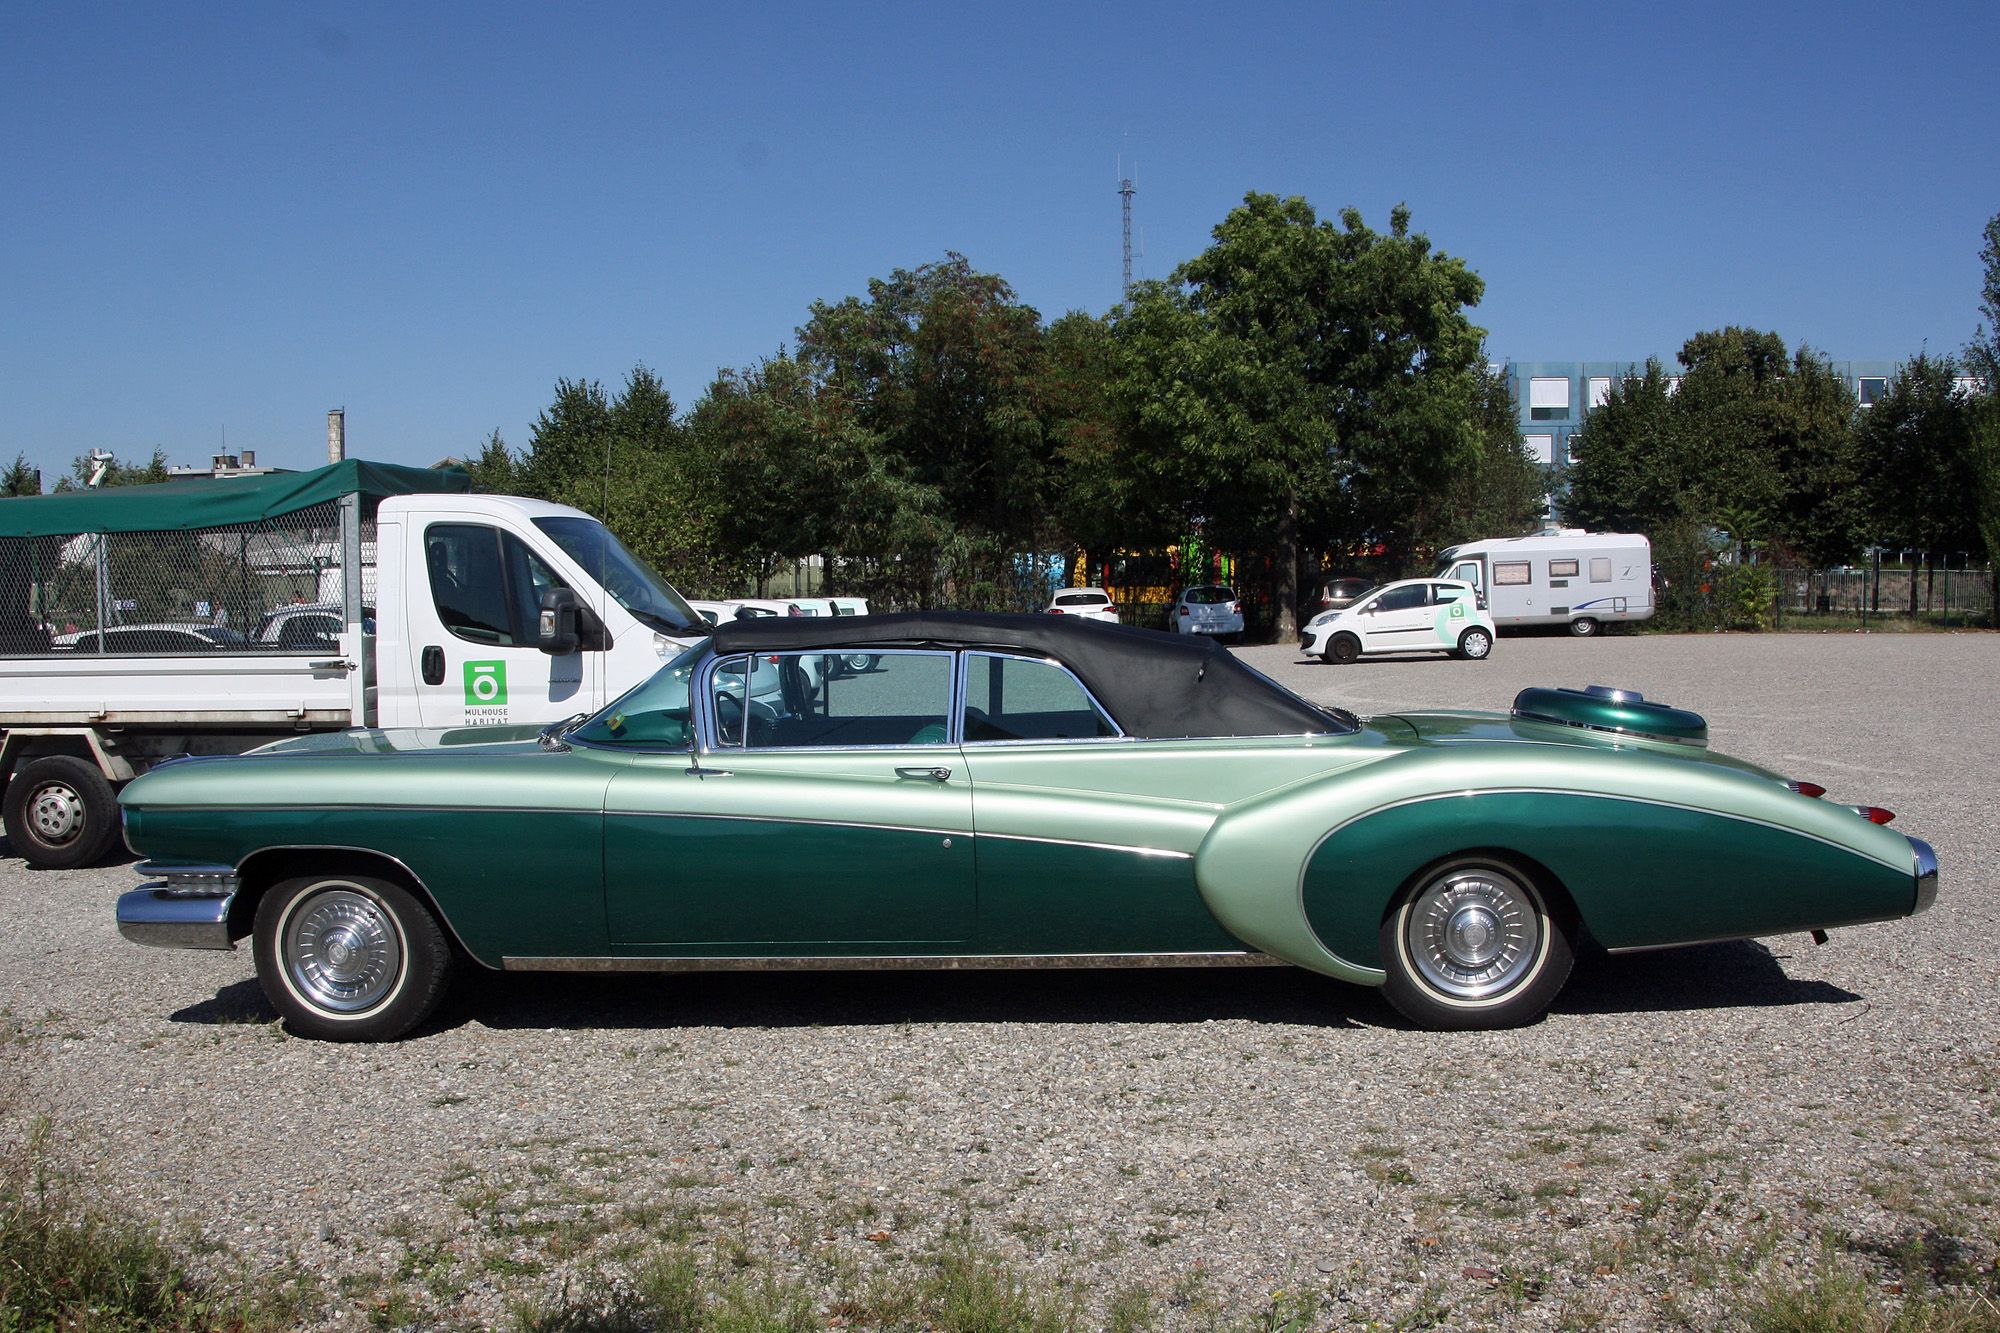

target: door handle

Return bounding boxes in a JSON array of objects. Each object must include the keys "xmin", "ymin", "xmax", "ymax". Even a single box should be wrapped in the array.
[
  {"xmin": 421, "ymin": 645, "xmax": 445, "ymax": 685},
  {"xmin": 896, "ymin": 766, "xmax": 952, "ymax": 782}
]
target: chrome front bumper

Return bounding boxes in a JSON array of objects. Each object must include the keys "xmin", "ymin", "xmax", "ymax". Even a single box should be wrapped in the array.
[
  {"xmin": 1909, "ymin": 836, "xmax": 1939, "ymax": 914},
  {"xmin": 117, "ymin": 862, "xmax": 240, "ymax": 950}
]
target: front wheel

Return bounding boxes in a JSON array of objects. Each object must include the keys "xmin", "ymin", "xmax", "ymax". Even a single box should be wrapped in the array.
[
  {"xmin": 1379, "ymin": 857, "xmax": 1574, "ymax": 1030},
  {"xmin": 1322, "ymin": 634, "xmax": 1361, "ymax": 665},
  {"xmin": 1455, "ymin": 627, "xmax": 1493, "ymax": 660},
  {"xmin": 843, "ymin": 653, "xmax": 880, "ymax": 673},
  {"xmin": 4, "ymin": 755, "xmax": 121, "ymax": 869},
  {"xmin": 254, "ymin": 874, "xmax": 452, "ymax": 1041},
  {"xmin": 1569, "ymin": 617, "xmax": 1600, "ymax": 637}
]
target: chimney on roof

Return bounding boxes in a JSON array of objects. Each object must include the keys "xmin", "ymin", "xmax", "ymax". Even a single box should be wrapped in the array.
[{"xmin": 327, "ymin": 408, "xmax": 346, "ymax": 464}]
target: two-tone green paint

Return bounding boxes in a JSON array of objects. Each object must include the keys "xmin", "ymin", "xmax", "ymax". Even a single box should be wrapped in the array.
[{"xmin": 119, "ymin": 699, "xmax": 1925, "ymax": 978}]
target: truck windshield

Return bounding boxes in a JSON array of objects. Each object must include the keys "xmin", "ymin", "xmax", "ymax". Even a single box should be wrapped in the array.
[{"xmin": 532, "ymin": 517, "xmax": 705, "ymax": 635}]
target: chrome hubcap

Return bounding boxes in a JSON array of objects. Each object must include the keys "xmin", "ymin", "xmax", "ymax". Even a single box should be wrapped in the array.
[
  {"xmin": 28, "ymin": 783, "xmax": 84, "ymax": 845},
  {"xmin": 1406, "ymin": 868, "xmax": 1541, "ymax": 1000},
  {"xmin": 284, "ymin": 888, "xmax": 402, "ymax": 1013},
  {"xmin": 1465, "ymin": 633, "xmax": 1490, "ymax": 658}
]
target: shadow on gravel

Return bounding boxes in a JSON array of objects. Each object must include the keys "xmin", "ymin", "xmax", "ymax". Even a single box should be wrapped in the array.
[
  {"xmin": 431, "ymin": 965, "xmax": 1380, "ymax": 1035},
  {"xmin": 1556, "ymin": 939, "xmax": 1861, "ymax": 1015},
  {"xmin": 171, "ymin": 979, "xmax": 279, "ymax": 1026}
]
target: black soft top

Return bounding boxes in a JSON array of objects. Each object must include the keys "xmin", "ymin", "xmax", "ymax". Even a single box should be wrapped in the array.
[{"xmin": 709, "ymin": 611, "xmax": 1352, "ymax": 740}]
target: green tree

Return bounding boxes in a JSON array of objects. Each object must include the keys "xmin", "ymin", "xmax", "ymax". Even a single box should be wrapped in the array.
[
  {"xmin": 1420, "ymin": 359, "xmax": 1547, "ymax": 554},
  {"xmin": 1565, "ymin": 330, "xmax": 1864, "ymax": 566},
  {"xmin": 461, "ymin": 430, "xmax": 519, "ymax": 494},
  {"xmin": 1963, "ymin": 212, "xmax": 2000, "ymax": 620},
  {"xmin": 795, "ymin": 254, "xmax": 1057, "ymax": 549},
  {"xmin": 0, "ymin": 455, "xmax": 39, "ymax": 497},
  {"xmin": 52, "ymin": 448, "xmax": 171, "ymax": 492},
  {"xmin": 1855, "ymin": 353, "xmax": 1980, "ymax": 559},
  {"xmin": 1115, "ymin": 194, "xmax": 1487, "ymax": 634}
]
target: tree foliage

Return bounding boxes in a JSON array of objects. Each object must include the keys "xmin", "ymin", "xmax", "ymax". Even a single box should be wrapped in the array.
[
  {"xmin": 1565, "ymin": 329, "xmax": 1862, "ymax": 566},
  {"xmin": 1111, "ymin": 194, "xmax": 1489, "ymax": 632},
  {"xmin": 52, "ymin": 449, "xmax": 171, "ymax": 492}
]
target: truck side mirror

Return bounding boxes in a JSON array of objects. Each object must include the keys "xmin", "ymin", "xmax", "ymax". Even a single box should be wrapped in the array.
[{"xmin": 538, "ymin": 588, "xmax": 581, "ymax": 656}]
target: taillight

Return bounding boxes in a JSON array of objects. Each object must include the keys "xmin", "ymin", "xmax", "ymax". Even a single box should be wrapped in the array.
[
  {"xmin": 1179, "ymin": 606, "xmax": 1190, "ymax": 616},
  {"xmin": 1856, "ymin": 806, "xmax": 1897, "ymax": 825},
  {"xmin": 1230, "ymin": 602, "xmax": 1240, "ymax": 613},
  {"xmin": 1787, "ymin": 781, "xmax": 1826, "ymax": 798},
  {"xmin": 1049, "ymin": 608, "xmax": 1062, "ymax": 614}
]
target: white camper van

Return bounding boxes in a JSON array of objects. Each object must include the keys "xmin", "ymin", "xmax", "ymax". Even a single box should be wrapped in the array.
[{"xmin": 1434, "ymin": 531, "xmax": 1653, "ymax": 636}]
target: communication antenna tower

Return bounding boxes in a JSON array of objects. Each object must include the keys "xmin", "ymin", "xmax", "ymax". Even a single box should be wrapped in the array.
[{"xmin": 1117, "ymin": 156, "xmax": 1137, "ymax": 301}]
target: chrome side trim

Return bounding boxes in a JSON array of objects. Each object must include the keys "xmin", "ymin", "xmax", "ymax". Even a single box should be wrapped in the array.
[
  {"xmin": 605, "ymin": 809, "xmax": 963, "ymax": 839},
  {"xmin": 501, "ymin": 951, "xmax": 1284, "ymax": 973},
  {"xmin": 117, "ymin": 888, "xmax": 236, "ymax": 950},
  {"xmin": 1908, "ymin": 836, "xmax": 1939, "ymax": 914},
  {"xmin": 975, "ymin": 831, "xmax": 1192, "ymax": 859},
  {"xmin": 1511, "ymin": 711, "xmax": 1707, "ymax": 747}
]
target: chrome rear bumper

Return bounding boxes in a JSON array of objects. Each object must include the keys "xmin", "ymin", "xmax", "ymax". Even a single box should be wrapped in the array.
[{"xmin": 1909, "ymin": 836, "xmax": 1939, "ymax": 915}]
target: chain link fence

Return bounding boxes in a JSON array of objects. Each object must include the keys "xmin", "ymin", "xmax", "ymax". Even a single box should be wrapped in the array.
[{"xmin": 0, "ymin": 501, "xmax": 376, "ymax": 655}]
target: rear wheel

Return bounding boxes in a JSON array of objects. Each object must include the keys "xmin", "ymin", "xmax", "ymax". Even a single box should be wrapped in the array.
[
  {"xmin": 254, "ymin": 874, "xmax": 452, "ymax": 1042},
  {"xmin": 1455, "ymin": 627, "xmax": 1493, "ymax": 660},
  {"xmin": 1379, "ymin": 857, "xmax": 1574, "ymax": 1030},
  {"xmin": 1569, "ymin": 617, "xmax": 1600, "ymax": 637},
  {"xmin": 1323, "ymin": 634, "xmax": 1361, "ymax": 665},
  {"xmin": 4, "ymin": 756, "xmax": 121, "ymax": 869},
  {"xmin": 843, "ymin": 653, "xmax": 880, "ymax": 673}
]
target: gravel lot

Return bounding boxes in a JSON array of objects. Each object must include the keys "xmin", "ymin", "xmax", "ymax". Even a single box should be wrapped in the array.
[{"xmin": 0, "ymin": 630, "xmax": 1995, "ymax": 1330}]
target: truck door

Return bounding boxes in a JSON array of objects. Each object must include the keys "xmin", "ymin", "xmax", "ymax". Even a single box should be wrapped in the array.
[{"xmin": 407, "ymin": 521, "xmax": 595, "ymax": 729}]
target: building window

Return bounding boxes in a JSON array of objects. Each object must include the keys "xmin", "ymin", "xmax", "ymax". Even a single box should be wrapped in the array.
[
  {"xmin": 1529, "ymin": 378, "xmax": 1570, "ymax": 421},
  {"xmin": 1550, "ymin": 558, "xmax": 1579, "ymax": 578},
  {"xmin": 1493, "ymin": 561, "xmax": 1531, "ymax": 586},
  {"xmin": 1524, "ymin": 433, "xmax": 1554, "ymax": 464},
  {"xmin": 1859, "ymin": 377, "xmax": 1887, "ymax": 406},
  {"xmin": 1588, "ymin": 377, "xmax": 1613, "ymax": 409}
]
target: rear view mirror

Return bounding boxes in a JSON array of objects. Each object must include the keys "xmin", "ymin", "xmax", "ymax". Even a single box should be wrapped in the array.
[{"xmin": 538, "ymin": 588, "xmax": 581, "ymax": 655}]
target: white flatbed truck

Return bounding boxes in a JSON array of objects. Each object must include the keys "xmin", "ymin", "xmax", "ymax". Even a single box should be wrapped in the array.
[{"xmin": 0, "ymin": 460, "xmax": 710, "ymax": 868}]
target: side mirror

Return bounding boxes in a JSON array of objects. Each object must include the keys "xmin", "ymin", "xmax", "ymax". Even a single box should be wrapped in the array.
[{"xmin": 538, "ymin": 588, "xmax": 580, "ymax": 656}]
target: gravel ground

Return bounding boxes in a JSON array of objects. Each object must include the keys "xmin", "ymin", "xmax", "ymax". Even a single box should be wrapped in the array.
[{"xmin": 1, "ymin": 630, "xmax": 1995, "ymax": 1330}]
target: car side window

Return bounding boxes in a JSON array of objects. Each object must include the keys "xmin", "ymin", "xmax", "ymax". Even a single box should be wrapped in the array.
[
  {"xmin": 1376, "ymin": 585, "xmax": 1426, "ymax": 612},
  {"xmin": 426, "ymin": 524, "xmax": 569, "ymax": 647},
  {"xmin": 962, "ymin": 653, "xmax": 1118, "ymax": 742},
  {"xmin": 718, "ymin": 651, "xmax": 953, "ymax": 749}
]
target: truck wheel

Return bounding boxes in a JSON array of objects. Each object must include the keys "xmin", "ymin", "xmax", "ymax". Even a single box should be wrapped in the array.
[
  {"xmin": 1378, "ymin": 857, "xmax": 1575, "ymax": 1030},
  {"xmin": 1455, "ymin": 627, "xmax": 1494, "ymax": 660},
  {"xmin": 254, "ymin": 874, "xmax": 453, "ymax": 1042},
  {"xmin": 4, "ymin": 756, "xmax": 121, "ymax": 869},
  {"xmin": 1323, "ymin": 634, "xmax": 1361, "ymax": 665},
  {"xmin": 1569, "ymin": 617, "xmax": 1600, "ymax": 637}
]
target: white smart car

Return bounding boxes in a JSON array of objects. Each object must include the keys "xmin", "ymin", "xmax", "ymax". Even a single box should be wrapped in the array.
[
  {"xmin": 1299, "ymin": 577, "xmax": 1495, "ymax": 664},
  {"xmin": 1046, "ymin": 587, "xmax": 1119, "ymax": 623}
]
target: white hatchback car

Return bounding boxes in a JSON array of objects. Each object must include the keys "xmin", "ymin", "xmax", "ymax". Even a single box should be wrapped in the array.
[
  {"xmin": 1299, "ymin": 577, "xmax": 1495, "ymax": 664},
  {"xmin": 1169, "ymin": 585, "xmax": 1243, "ymax": 638},
  {"xmin": 1047, "ymin": 587, "xmax": 1119, "ymax": 623}
]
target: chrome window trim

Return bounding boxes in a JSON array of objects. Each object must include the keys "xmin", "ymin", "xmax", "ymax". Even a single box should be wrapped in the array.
[
  {"xmin": 695, "ymin": 648, "xmax": 959, "ymax": 755},
  {"xmin": 954, "ymin": 650, "xmax": 1125, "ymax": 746}
]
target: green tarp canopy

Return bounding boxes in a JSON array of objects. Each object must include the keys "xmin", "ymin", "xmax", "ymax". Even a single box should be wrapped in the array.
[{"xmin": 0, "ymin": 460, "xmax": 470, "ymax": 537}]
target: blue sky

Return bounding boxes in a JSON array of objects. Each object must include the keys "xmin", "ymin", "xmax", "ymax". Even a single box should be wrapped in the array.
[{"xmin": 2, "ymin": 1, "xmax": 1996, "ymax": 482}]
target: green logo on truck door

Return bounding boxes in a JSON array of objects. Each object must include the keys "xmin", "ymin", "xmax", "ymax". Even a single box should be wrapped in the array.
[{"xmin": 464, "ymin": 661, "xmax": 507, "ymax": 706}]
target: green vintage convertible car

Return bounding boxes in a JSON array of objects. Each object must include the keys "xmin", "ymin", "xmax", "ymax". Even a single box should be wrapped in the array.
[{"xmin": 116, "ymin": 612, "xmax": 1936, "ymax": 1040}]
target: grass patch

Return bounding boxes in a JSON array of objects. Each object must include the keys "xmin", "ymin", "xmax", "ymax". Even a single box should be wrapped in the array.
[{"xmin": 0, "ymin": 1114, "xmax": 314, "ymax": 1331}]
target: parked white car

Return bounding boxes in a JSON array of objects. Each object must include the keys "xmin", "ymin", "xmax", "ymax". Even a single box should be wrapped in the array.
[
  {"xmin": 1299, "ymin": 578, "xmax": 1495, "ymax": 664},
  {"xmin": 1169, "ymin": 585, "xmax": 1243, "ymax": 638},
  {"xmin": 1047, "ymin": 587, "xmax": 1119, "ymax": 623},
  {"xmin": 723, "ymin": 598, "xmax": 805, "ymax": 620}
]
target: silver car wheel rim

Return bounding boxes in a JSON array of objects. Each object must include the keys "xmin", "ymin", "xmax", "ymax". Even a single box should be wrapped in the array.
[
  {"xmin": 27, "ymin": 782, "xmax": 85, "ymax": 846},
  {"xmin": 1405, "ymin": 868, "xmax": 1542, "ymax": 1001},
  {"xmin": 284, "ymin": 888, "xmax": 403, "ymax": 1013},
  {"xmin": 1465, "ymin": 632, "xmax": 1491, "ymax": 658}
]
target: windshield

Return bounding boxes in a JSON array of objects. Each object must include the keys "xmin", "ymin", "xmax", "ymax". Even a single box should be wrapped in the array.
[
  {"xmin": 1183, "ymin": 586, "xmax": 1235, "ymax": 604},
  {"xmin": 532, "ymin": 517, "xmax": 704, "ymax": 635},
  {"xmin": 571, "ymin": 641, "xmax": 705, "ymax": 748}
]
